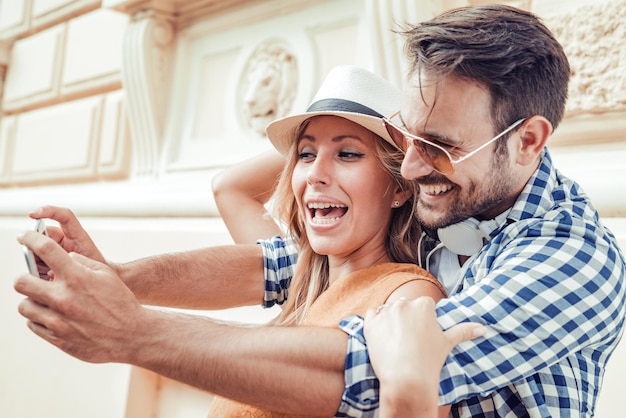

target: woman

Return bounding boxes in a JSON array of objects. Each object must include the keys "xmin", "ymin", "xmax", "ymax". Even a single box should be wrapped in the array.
[{"xmin": 209, "ymin": 65, "xmax": 483, "ymax": 417}]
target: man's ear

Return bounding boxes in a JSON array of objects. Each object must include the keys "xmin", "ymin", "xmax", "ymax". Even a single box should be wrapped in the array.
[{"xmin": 515, "ymin": 116, "xmax": 552, "ymax": 166}]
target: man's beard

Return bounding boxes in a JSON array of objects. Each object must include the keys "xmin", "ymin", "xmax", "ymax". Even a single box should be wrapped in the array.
[{"xmin": 415, "ymin": 152, "xmax": 514, "ymax": 230}]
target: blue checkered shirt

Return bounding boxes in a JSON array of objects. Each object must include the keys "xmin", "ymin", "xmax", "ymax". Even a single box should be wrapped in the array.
[{"xmin": 259, "ymin": 150, "xmax": 626, "ymax": 417}]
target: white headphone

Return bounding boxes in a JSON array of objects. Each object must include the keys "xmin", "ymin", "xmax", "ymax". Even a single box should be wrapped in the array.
[{"xmin": 437, "ymin": 210, "xmax": 511, "ymax": 256}]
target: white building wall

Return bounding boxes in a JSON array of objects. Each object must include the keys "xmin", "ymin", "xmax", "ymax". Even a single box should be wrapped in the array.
[{"xmin": 0, "ymin": 0, "xmax": 623, "ymax": 416}]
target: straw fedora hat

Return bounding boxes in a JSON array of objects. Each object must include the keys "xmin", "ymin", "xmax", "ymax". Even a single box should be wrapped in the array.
[{"xmin": 266, "ymin": 65, "xmax": 401, "ymax": 155}]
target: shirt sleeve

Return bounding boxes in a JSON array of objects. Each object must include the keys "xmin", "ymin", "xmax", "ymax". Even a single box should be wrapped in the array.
[
  {"xmin": 258, "ymin": 235, "xmax": 299, "ymax": 307},
  {"xmin": 336, "ymin": 316, "xmax": 379, "ymax": 418},
  {"xmin": 336, "ymin": 216, "xmax": 626, "ymax": 412}
]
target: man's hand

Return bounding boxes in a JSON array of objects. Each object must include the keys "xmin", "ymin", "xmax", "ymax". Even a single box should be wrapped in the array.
[
  {"xmin": 15, "ymin": 229, "xmax": 144, "ymax": 364},
  {"xmin": 365, "ymin": 297, "xmax": 485, "ymax": 380},
  {"xmin": 29, "ymin": 206, "xmax": 106, "ymax": 264},
  {"xmin": 364, "ymin": 297, "xmax": 486, "ymax": 417}
]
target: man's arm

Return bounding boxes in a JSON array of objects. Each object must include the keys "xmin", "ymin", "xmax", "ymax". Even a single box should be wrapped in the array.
[
  {"xmin": 15, "ymin": 230, "xmax": 346, "ymax": 415},
  {"xmin": 338, "ymin": 222, "xmax": 625, "ymax": 414},
  {"xmin": 434, "ymin": 231, "xmax": 625, "ymax": 403},
  {"xmin": 138, "ymin": 310, "xmax": 346, "ymax": 413},
  {"xmin": 114, "ymin": 245, "xmax": 266, "ymax": 309},
  {"xmin": 29, "ymin": 206, "xmax": 266, "ymax": 309}
]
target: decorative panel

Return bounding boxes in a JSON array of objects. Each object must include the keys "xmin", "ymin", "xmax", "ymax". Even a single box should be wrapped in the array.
[
  {"xmin": 33, "ymin": 0, "xmax": 88, "ymax": 15},
  {"xmin": 0, "ymin": 90, "xmax": 131, "ymax": 185},
  {"xmin": 309, "ymin": 20, "xmax": 359, "ymax": 86},
  {"xmin": 62, "ymin": 9, "xmax": 127, "ymax": 96},
  {"xmin": 190, "ymin": 46, "xmax": 241, "ymax": 140},
  {"xmin": 0, "ymin": 0, "xmax": 29, "ymax": 40},
  {"xmin": 9, "ymin": 96, "xmax": 102, "ymax": 184},
  {"xmin": 0, "ymin": 115, "xmax": 15, "ymax": 180},
  {"xmin": 2, "ymin": 24, "xmax": 64, "ymax": 111},
  {"xmin": 162, "ymin": 0, "xmax": 364, "ymax": 172},
  {"xmin": 31, "ymin": 0, "xmax": 100, "ymax": 31},
  {"xmin": 0, "ymin": 0, "xmax": 100, "ymax": 41},
  {"xmin": 99, "ymin": 90, "xmax": 131, "ymax": 179}
]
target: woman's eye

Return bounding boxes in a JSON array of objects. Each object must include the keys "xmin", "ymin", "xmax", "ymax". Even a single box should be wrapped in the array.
[
  {"xmin": 298, "ymin": 151, "xmax": 315, "ymax": 162},
  {"xmin": 338, "ymin": 151, "xmax": 364, "ymax": 160}
]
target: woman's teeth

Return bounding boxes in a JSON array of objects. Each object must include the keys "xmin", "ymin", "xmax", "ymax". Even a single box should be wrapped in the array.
[{"xmin": 307, "ymin": 202, "xmax": 348, "ymax": 224}]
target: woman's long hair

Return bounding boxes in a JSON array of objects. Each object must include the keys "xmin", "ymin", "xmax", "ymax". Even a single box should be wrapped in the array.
[{"xmin": 271, "ymin": 117, "xmax": 421, "ymax": 326}]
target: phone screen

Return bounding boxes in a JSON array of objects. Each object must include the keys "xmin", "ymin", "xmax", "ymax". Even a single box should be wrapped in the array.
[{"xmin": 22, "ymin": 219, "xmax": 50, "ymax": 280}]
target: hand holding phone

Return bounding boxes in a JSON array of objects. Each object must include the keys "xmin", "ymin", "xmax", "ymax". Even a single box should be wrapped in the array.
[{"xmin": 22, "ymin": 219, "xmax": 50, "ymax": 280}]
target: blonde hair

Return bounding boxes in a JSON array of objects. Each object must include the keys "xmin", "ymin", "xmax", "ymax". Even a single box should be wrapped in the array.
[{"xmin": 271, "ymin": 117, "xmax": 421, "ymax": 326}]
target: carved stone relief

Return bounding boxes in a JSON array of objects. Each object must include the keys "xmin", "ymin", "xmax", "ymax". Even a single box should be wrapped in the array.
[
  {"xmin": 546, "ymin": 0, "xmax": 626, "ymax": 116},
  {"xmin": 239, "ymin": 41, "xmax": 298, "ymax": 136},
  {"xmin": 121, "ymin": 9, "xmax": 176, "ymax": 176}
]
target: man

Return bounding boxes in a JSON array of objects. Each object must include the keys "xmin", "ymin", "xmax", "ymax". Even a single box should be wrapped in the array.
[{"xmin": 15, "ymin": 4, "xmax": 625, "ymax": 417}]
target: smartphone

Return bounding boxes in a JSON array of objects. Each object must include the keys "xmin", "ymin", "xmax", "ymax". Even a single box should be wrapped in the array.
[{"xmin": 22, "ymin": 219, "xmax": 50, "ymax": 279}]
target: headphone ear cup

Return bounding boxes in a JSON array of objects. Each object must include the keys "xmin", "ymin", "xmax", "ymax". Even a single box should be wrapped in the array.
[
  {"xmin": 437, "ymin": 218, "xmax": 484, "ymax": 256},
  {"xmin": 437, "ymin": 211, "xmax": 510, "ymax": 257}
]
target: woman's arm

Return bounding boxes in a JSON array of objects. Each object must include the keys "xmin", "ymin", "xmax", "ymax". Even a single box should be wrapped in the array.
[{"xmin": 212, "ymin": 149, "xmax": 285, "ymax": 244}]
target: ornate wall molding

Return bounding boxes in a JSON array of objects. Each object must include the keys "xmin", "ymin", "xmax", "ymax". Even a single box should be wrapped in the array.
[
  {"xmin": 121, "ymin": 9, "xmax": 176, "ymax": 176},
  {"xmin": 0, "ymin": 0, "xmax": 100, "ymax": 42},
  {"xmin": 238, "ymin": 40, "xmax": 297, "ymax": 136},
  {"xmin": 31, "ymin": 0, "xmax": 101, "ymax": 34}
]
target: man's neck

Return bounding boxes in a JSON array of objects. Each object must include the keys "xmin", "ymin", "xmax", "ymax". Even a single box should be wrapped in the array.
[{"xmin": 458, "ymin": 255, "xmax": 471, "ymax": 266}]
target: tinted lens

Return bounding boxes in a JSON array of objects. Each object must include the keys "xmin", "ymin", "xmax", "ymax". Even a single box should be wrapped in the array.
[
  {"xmin": 384, "ymin": 120, "xmax": 454, "ymax": 175},
  {"xmin": 420, "ymin": 143, "xmax": 454, "ymax": 175},
  {"xmin": 384, "ymin": 121, "xmax": 407, "ymax": 151}
]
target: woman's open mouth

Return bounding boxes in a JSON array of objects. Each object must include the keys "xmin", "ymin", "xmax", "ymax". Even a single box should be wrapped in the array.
[{"xmin": 307, "ymin": 202, "xmax": 348, "ymax": 224}]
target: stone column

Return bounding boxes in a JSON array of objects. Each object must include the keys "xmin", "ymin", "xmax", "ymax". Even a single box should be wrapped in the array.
[{"xmin": 363, "ymin": 0, "xmax": 464, "ymax": 89}]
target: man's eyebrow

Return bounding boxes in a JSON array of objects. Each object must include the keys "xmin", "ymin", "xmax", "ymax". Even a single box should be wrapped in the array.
[
  {"xmin": 398, "ymin": 113, "xmax": 458, "ymax": 145},
  {"xmin": 424, "ymin": 131, "xmax": 458, "ymax": 146}
]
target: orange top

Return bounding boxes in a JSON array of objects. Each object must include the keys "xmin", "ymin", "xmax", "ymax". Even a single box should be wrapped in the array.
[{"xmin": 207, "ymin": 262, "xmax": 443, "ymax": 418}]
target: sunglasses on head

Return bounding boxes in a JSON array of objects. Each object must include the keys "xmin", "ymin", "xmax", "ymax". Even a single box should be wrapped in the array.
[{"xmin": 383, "ymin": 111, "xmax": 526, "ymax": 175}]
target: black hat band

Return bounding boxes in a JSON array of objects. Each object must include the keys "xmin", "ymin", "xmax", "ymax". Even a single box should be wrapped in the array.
[{"xmin": 306, "ymin": 98, "xmax": 383, "ymax": 118}]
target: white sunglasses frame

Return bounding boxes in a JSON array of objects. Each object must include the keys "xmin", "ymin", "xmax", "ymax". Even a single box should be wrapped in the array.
[{"xmin": 383, "ymin": 112, "xmax": 526, "ymax": 175}]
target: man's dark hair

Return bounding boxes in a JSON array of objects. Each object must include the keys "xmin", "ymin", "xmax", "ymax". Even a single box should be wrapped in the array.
[{"xmin": 402, "ymin": 4, "xmax": 570, "ymax": 132}]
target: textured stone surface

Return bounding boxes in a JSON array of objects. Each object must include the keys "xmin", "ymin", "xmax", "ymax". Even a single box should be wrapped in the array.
[{"xmin": 547, "ymin": 0, "xmax": 626, "ymax": 115}]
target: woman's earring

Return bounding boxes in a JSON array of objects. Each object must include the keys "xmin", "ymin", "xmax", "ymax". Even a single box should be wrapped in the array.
[{"xmin": 393, "ymin": 200, "xmax": 400, "ymax": 207}]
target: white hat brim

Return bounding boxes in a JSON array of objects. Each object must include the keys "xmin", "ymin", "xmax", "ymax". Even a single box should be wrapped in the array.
[
  {"xmin": 266, "ymin": 111, "xmax": 396, "ymax": 155},
  {"xmin": 264, "ymin": 65, "xmax": 401, "ymax": 155}
]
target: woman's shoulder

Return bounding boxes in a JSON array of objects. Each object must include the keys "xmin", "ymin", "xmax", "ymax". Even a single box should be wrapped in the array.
[{"xmin": 372, "ymin": 262, "xmax": 433, "ymax": 278}]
